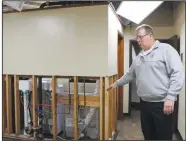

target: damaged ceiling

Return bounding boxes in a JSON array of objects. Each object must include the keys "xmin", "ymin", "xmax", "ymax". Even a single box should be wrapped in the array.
[
  {"xmin": 2, "ymin": 1, "xmax": 119, "ymax": 12},
  {"xmin": 3, "ymin": 1, "xmax": 174, "ymax": 27}
]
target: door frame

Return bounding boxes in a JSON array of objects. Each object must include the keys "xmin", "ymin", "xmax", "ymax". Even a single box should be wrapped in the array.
[
  {"xmin": 117, "ymin": 30, "xmax": 124, "ymax": 118},
  {"xmin": 128, "ymin": 39, "xmax": 135, "ymax": 116}
]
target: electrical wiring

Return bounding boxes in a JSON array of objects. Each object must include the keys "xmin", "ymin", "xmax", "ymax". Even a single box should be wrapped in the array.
[{"xmin": 36, "ymin": 104, "xmax": 52, "ymax": 107}]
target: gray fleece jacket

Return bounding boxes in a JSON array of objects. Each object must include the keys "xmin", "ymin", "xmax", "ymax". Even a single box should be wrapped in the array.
[{"xmin": 115, "ymin": 41, "xmax": 185, "ymax": 102}]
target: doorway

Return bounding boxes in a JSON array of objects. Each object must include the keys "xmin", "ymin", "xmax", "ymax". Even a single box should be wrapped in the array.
[
  {"xmin": 117, "ymin": 32, "xmax": 124, "ymax": 118},
  {"xmin": 128, "ymin": 35, "xmax": 180, "ymax": 133}
]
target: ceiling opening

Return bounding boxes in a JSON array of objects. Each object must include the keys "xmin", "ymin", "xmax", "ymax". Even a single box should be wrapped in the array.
[{"xmin": 116, "ymin": 1, "xmax": 164, "ymax": 24}]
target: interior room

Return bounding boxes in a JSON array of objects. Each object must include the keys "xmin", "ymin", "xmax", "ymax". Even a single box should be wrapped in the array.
[
  {"xmin": 2, "ymin": 1, "xmax": 185, "ymax": 140},
  {"xmin": 120, "ymin": 1, "xmax": 185, "ymax": 140}
]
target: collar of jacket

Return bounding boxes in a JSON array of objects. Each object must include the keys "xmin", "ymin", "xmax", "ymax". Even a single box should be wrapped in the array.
[{"xmin": 139, "ymin": 40, "xmax": 160, "ymax": 57}]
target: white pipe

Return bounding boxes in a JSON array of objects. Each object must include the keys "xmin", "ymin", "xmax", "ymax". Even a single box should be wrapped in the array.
[
  {"xmin": 83, "ymin": 108, "xmax": 96, "ymax": 125},
  {"xmin": 79, "ymin": 80, "xmax": 99, "ymax": 138},
  {"xmin": 23, "ymin": 91, "xmax": 29, "ymax": 135}
]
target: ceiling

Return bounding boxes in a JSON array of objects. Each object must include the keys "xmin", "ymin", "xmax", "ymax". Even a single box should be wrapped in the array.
[
  {"xmin": 118, "ymin": 1, "xmax": 174, "ymax": 27},
  {"xmin": 140, "ymin": 1, "xmax": 174, "ymax": 27},
  {"xmin": 2, "ymin": 1, "xmax": 114, "ymax": 12},
  {"xmin": 3, "ymin": 1, "xmax": 174, "ymax": 27}
]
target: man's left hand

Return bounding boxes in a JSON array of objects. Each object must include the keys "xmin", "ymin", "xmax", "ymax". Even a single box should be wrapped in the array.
[{"xmin": 163, "ymin": 99, "xmax": 175, "ymax": 115}]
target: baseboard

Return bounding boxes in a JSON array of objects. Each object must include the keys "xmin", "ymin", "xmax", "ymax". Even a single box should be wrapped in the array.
[
  {"xmin": 123, "ymin": 113, "xmax": 130, "ymax": 116},
  {"xmin": 175, "ymin": 128, "xmax": 183, "ymax": 140}
]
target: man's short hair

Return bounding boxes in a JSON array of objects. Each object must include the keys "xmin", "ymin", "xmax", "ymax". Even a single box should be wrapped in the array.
[{"xmin": 136, "ymin": 24, "xmax": 154, "ymax": 35}]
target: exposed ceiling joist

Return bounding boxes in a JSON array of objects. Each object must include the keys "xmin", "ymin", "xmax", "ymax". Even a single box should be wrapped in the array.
[{"xmin": 3, "ymin": 1, "xmax": 110, "ymax": 12}]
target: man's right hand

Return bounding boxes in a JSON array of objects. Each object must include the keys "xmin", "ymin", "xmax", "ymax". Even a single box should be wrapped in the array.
[{"xmin": 106, "ymin": 84, "xmax": 117, "ymax": 91}]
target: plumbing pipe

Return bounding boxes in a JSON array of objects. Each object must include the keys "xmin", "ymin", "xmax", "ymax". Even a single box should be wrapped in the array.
[
  {"xmin": 78, "ymin": 80, "xmax": 99, "ymax": 138},
  {"xmin": 23, "ymin": 91, "xmax": 29, "ymax": 135}
]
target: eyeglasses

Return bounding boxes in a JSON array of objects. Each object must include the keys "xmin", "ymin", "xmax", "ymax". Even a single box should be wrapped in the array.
[{"xmin": 135, "ymin": 33, "xmax": 150, "ymax": 40}]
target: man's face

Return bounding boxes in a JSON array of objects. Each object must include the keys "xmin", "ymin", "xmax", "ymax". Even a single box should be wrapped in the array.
[{"xmin": 135, "ymin": 28, "xmax": 152, "ymax": 50}]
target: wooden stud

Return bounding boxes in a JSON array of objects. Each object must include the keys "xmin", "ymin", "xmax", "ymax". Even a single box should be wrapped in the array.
[
  {"xmin": 4, "ymin": 133, "xmax": 35, "ymax": 140},
  {"xmin": 115, "ymin": 75, "xmax": 119, "ymax": 119},
  {"xmin": 52, "ymin": 76, "xmax": 57, "ymax": 139},
  {"xmin": 104, "ymin": 77, "xmax": 110, "ymax": 139},
  {"xmin": 73, "ymin": 76, "xmax": 78, "ymax": 140},
  {"xmin": 2, "ymin": 75, "xmax": 6, "ymax": 135},
  {"xmin": 32, "ymin": 76, "xmax": 38, "ymax": 135},
  {"xmin": 112, "ymin": 75, "xmax": 117, "ymax": 130},
  {"xmin": 57, "ymin": 95, "xmax": 100, "ymax": 107},
  {"xmin": 2, "ymin": 74, "xmax": 120, "ymax": 140},
  {"xmin": 108, "ymin": 76, "xmax": 112, "ymax": 138},
  {"xmin": 113, "ymin": 75, "xmax": 117, "ymax": 131},
  {"xmin": 6, "ymin": 75, "xmax": 12, "ymax": 135},
  {"xmin": 14, "ymin": 75, "xmax": 20, "ymax": 135},
  {"xmin": 110, "ymin": 76, "xmax": 115, "ymax": 133},
  {"xmin": 99, "ymin": 77, "xmax": 105, "ymax": 140}
]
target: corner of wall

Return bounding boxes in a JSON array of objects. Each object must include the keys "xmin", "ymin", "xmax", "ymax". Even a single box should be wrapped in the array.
[{"xmin": 107, "ymin": 5, "xmax": 124, "ymax": 76}]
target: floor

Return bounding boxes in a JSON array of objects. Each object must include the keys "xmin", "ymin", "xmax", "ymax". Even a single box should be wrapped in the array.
[
  {"xmin": 3, "ymin": 109, "xmax": 179, "ymax": 140},
  {"xmin": 116, "ymin": 109, "xmax": 178, "ymax": 140}
]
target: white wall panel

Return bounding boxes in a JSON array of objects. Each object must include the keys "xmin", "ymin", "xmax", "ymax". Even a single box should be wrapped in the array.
[
  {"xmin": 108, "ymin": 5, "xmax": 124, "ymax": 76},
  {"xmin": 3, "ymin": 5, "xmax": 108, "ymax": 76}
]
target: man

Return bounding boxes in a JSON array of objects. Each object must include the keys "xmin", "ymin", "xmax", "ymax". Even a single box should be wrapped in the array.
[{"xmin": 107, "ymin": 24, "xmax": 185, "ymax": 140}]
